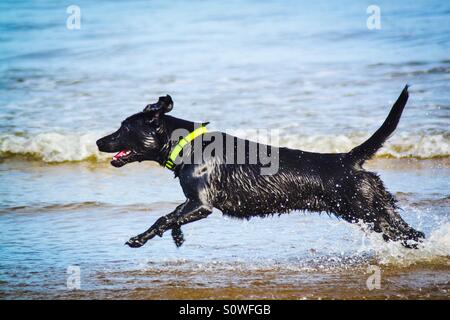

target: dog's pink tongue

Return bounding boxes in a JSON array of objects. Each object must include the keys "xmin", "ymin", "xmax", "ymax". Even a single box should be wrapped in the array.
[{"xmin": 113, "ymin": 150, "xmax": 127, "ymax": 160}]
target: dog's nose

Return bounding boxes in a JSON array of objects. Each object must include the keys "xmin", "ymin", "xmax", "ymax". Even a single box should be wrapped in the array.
[{"xmin": 96, "ymin": 139, "xmax": 104, "ymax": 150}]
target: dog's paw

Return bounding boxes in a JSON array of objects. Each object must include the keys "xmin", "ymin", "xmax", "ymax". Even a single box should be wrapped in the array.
[
  {"xmin": 125, "ymin": 236, "xmax": 146, "ymax": 248},
  {"xmin": 171, "ymin": 227, "xmax": 185, "ymax": 248}
]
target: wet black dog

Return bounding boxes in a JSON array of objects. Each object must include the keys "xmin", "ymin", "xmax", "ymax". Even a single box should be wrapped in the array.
[{"xmin": 97, "ymin": 85, "xmax": 424, "ymax": 248}]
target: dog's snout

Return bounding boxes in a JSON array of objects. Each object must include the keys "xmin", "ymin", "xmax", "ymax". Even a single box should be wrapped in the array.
[
  {"xmin": 96, "ymin": 137, "xmax": 112, "ymax": 152},
  {"xmin": 96, "ymin": 131, "xmax": 123, "ymax": 153},
  {"xmin": 96, "ymin": 138, "xmax": 104, "ymax": 150}
]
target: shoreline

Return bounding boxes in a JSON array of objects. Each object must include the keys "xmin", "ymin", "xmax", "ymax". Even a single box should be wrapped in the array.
[{"xmin": 2, "ymin": 260, "xmax": 449, "ymax": 300}]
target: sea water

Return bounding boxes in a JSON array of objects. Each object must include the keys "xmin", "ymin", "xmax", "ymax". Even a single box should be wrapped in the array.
[{"xmin": 0, "ymin": 0, "xmax": 448, "ymax": 299}]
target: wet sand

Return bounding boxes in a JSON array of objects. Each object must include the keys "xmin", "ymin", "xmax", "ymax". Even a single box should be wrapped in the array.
[{"xmin": 2, "ymin": 258, "xmax": 449, "ymax": 299}]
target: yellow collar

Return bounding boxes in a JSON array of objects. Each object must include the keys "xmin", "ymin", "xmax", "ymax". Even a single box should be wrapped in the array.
[{"xmin": 165, "ymin": 126, "xmax": 208, "ymax": 170}]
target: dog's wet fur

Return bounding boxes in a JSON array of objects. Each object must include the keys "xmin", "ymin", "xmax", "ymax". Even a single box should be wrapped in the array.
[{"xmin": 97, "ymin": 86, "xmax": 425, "ymax": 248}]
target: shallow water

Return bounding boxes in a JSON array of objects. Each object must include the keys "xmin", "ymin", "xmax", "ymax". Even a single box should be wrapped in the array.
[
  {"xmin": 0, "ymin": 159, "xmax": 448, "ymax": 299},
  {"xmin": 0, "ymin": 0, "xmax": 449, "ymax": 299}
]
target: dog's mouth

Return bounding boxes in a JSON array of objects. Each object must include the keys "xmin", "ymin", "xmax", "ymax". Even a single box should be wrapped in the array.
[{"xmin": 110, "ymin": 149, "xmax": 139, "ymax": 167}]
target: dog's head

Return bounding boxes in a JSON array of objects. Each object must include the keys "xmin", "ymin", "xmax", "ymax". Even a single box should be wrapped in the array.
[{"xmin": 96, "ymin": 95, "xmax": 173, "ymax": 167}]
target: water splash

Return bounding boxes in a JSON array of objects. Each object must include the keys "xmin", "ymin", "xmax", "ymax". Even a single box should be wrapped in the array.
[{"xmin": 362, "ymin": 222, "xmax": 450, "ymax": 267}]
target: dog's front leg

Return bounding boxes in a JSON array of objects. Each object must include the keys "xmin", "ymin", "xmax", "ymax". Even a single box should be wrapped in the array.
[{"xmin": 125, "ymin": 199, "xmax": 212, "ymax": 248}]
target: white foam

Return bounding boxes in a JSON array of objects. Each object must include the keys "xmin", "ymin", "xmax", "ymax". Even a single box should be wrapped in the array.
[
  {"xmin": 281, "ymin": 133, "xmax": 450, "ymax": 159},
  {"xmin": 0, "ymin": 132, "xmax": 111, "ymax": 162}
]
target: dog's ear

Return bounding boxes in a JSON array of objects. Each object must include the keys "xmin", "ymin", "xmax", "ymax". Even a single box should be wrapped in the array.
[{"xmin": 143, "ymin": 95, "xmax": 173, "ymax": 115}]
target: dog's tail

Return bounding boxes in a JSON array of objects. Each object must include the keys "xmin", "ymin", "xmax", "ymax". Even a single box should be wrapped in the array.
[{"xmin": 346, "ymin": 85, "xmax": 409, "ymax": 165}]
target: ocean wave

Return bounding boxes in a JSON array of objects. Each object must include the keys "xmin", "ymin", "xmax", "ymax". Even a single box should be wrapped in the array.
[
  {"xmin": 0, "ymin": 132, "xmax": 110, "ymax": 162},
  {"xmin": 280, "ymin": 132, "xmax": 450, "ymax": 159},
  {"xmin": 0, "ymin": 131, "xmax": 448, "ymax": 163}
]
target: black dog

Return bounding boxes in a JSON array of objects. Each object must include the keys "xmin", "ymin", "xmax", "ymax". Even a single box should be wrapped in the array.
[{"xmin": 97, "ymin": 85, "xmax": 424, "ymax": 248}]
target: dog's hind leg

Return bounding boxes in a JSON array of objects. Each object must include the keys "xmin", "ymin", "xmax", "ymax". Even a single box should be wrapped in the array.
[
  {"xmin": 125, "ymin": 199, "xmax": 212, "ymax": 248},
  {"xmin": 336, "ymin": 171, "xmax": 424, "ymax": 248},
  {"xmin": 335, "ymin": 199, "xmax": 423, "ymax": 248},
  {"xmin": 365, "ymin": 175, "xmax": 425, "ymax": 247},
  {"xmin": 372, "ymin": 206, "xmax": 425, "ymax": 248}
]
